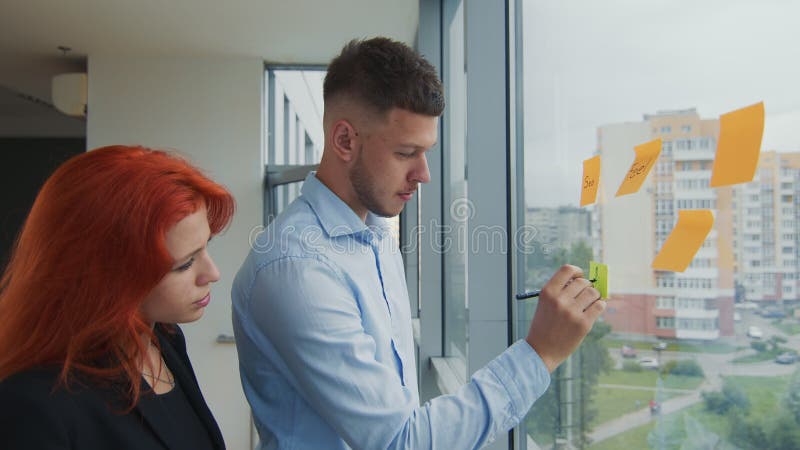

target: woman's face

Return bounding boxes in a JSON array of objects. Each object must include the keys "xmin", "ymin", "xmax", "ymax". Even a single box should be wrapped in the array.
[{"xmin": 140, "ymin": 204, "xmax": 220, "ymax": 325}]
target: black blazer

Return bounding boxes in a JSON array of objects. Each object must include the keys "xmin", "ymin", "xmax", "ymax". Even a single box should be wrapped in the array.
[{"xmin": 0, "ymin": 325, "xmax": 225, "ymax": 450}]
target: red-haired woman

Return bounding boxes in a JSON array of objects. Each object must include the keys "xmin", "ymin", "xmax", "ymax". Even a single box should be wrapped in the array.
[{"xmin": 0, "ymin": 145, "xmax": 234, "ymax": 449}]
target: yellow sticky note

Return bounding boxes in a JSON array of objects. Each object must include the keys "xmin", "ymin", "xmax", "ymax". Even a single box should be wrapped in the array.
[
  {"xmin": 652, "ymin": 210, "xmax": 715, "ymax": 272},
  {"xmin": 580, "ymin": 156, "xmax": 601, "ymax": 206},
  {"xmin": 710, "ymin": 101, "xmax": 764, "ymax": 187},
  {"xmin": 615, "ymin": 138, "xmax": 662, "ymax": 197},
  {"xmin": 589, "ymin": 261, "xmax": 609, "ymax": 299}
]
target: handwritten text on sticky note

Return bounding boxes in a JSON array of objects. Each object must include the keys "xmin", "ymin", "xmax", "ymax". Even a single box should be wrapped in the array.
[
  {"xmin": 580, "ymin": 156, "xmax": 601, "ymax": 206},
  {"xmin": 589, "ymin": 261, "xmax": 609, "ymax": 299},
  {"xmin": 616, "ymin": 138, "xmax": 662, "ymax": 197}
]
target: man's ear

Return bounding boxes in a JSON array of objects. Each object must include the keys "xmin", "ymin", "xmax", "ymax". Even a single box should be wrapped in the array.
[{"xmin": 330, "ymin": 119, "xmax": 359, "ymax": 163}]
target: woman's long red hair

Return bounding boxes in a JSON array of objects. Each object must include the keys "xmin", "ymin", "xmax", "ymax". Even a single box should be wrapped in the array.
[{"xmin": 0, "ymin": 145, "xmax": 234, "ymax": 406}]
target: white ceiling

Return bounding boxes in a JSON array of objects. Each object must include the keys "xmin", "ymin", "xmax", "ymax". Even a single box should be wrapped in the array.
[
  {"xmin": 0, "ymin": 0, "xmax": 419, "ymax": 133},
  {"xmin": 0, "ymin": 0, "xmax": 419, "ymax": 61}
]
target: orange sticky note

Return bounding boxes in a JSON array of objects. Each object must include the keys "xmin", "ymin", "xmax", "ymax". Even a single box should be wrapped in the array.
[
  {"xmin": 580, "ymin": 156, "xmax": 601, "ymax": 206},
  {"xmin": 615, "ymin": 138, "xmax": 662, "ymax": 197},
  {"xmin": 710, "ymin": 101, "xmax": 764, "ymax": 187},
  {"xmin": 652, "ymin": 210, "xmax": 714, "ymax": 272}
]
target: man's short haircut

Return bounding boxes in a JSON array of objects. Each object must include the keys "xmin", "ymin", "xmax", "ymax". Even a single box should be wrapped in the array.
[{"xmin": 324, "ymin": 37, "xmax": 445, "ymax": 117}]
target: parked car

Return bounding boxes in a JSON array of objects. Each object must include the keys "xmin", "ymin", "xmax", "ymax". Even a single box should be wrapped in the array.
[
  {"xmin": 733, "ymin": 312, "xmax": 742, "ymax": 322},
  {"xmin": 621, "ymin": 344, "xmax": 637, "ymax": 358},
  {"xmin": 776, "ymin": 352, "xmax": 797, "ymax": 364},
  {"xmin": 747, "ymin": 326, "xmax": 763, "ymax": 339},
  {"xmin": 638, "ymin": 357, "xmax": 660, "ymax": 370},
  {"xmin": 762, "ymin": 309, "xmax": 786, "ymax": 319},
  {"xmin": 652, "ymin": 341, "xmax": 668, "ymax": 351}
]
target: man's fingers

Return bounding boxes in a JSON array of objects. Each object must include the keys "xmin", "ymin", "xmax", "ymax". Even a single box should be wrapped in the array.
[
  {"xmin": 563, "ymin": 278, "xmax": 593, "ymax": 300},
  {"xmin": 545, "ymin": 265, "xmax": 584, "ymax": 295},
  {"xmin": 583, "ymin": 298, "xmax": 607, "ymax": 319},
  {"xmin": 575, "ymin": 286, "xmax": 601, "ymax": 311}
]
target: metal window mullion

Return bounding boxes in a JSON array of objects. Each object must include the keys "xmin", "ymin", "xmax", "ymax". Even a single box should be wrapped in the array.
[
  {"xmin": 416, "ymin": 0, "xmax": 446, "ymax": 404},
  {"xmin": 465, "ymin": 1, "xmax": 513, "ymax": 450}
]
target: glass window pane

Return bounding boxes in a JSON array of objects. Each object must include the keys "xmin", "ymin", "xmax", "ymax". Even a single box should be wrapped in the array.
[
  {"xmin": 443, "ymin": 0, "xmax": 468, "ymax": 378},
  {"xmin": 515, "ymin": 1, "xmax": 800, "ymax": 449}
]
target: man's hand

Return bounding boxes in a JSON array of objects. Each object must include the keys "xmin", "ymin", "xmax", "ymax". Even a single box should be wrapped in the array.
[{"xmin": 525, "ymin": 264, "xmax": 606, "ymax": 372}]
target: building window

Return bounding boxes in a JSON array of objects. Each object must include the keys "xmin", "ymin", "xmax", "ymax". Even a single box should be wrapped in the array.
[
  {"xmin": 656, "ymin": 317, "xmax": 675, "ymax": 329},
  {"xmin": 656, "ymin": 296, "xmax": 674, "ymax": 309},
  {"xmin": 662, "ymin": 140, "xmax": 673, "ymax": 155}
]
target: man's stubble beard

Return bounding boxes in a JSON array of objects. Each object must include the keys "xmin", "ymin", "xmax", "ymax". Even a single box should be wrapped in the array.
[{"xmin": 350, "ymin": 146, "xmax": 397, "ymax": 218}]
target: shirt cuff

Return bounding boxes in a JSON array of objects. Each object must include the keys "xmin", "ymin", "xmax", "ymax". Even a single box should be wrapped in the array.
[{"xmin": 485, "ymin": 339, "xmax": 551, "ymax": 422}]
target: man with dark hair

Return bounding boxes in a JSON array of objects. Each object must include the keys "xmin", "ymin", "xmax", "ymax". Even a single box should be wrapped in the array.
[{"xmin": 232, "ymin": 37, "xmax": 604, "ymax": 449}]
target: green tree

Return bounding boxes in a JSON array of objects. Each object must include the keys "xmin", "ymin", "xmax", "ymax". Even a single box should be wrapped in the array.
[
  {"xmin": 702, "ymin": 379, "xmax": 749, "ymax": 415},
  {"xmin": 728, "ymin": 410, "xmax": 767, "ymax": 448},
  {"xmin": 550, "ymin": 241, "xmax": 593, "ymax": 274},
  {"xmin": 662, "ymin": 359, "xmax": 704, "ymax": 377},
  {"xmin": 574, "ymin": 321, "xmax": 613, "ymax": 448},
  {"xmin": 785, "ymin": 369, "xmax": 800, "ymax": 425},
  {"xmin": 524, "ymin": 321, "xmax": 612, "ymax": 448},
  {"xmin": 767, "ymin": 335, "xmax": 788, "ymax": 353},
  {"xmin": 523, "ymin": 239, "xmax": 611, "ymax": 448}
]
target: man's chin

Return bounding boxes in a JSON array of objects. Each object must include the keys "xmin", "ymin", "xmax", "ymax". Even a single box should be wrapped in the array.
[{"xmin": 371, "ymin": 205, "xmax": 404, "ymax": 218}]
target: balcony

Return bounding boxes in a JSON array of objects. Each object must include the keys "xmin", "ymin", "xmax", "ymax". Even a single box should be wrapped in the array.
[
  {"xmin": 676, "ymin": 329, "xmax": 720, "ymax": 340},
  {"xmin": 674, "ymin": 147, "xmax": 715, "ymax": 162},
  {"xmin": 675, "ymin": 308, "xmax": 720, "ymax": 319}
]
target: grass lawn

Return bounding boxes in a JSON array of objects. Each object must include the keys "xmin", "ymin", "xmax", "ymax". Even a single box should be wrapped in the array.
[
  {"xmin": 724, "ymin": 375, "xmax": 791, "ymax": 415},
  {"xmin": 598, "ymin": 370, "xmax": 704, "ymax": 390},
  {"xmin": 588, "ymin": 420, "xmax": 654, "ymax": 450},
  {"xmin": 731, "ymin": 347, "xmax": 793, "ymax": 364},
  {"xmin": 587, "ymin": 375, "xmax": 792, "ymax": 449},
  {"xmin": 774, "ymin": 321, "xmax": 800, "ymax": 336},
  {"xmin": 592, "ymin": 387, "xmax": 684, "ymax": 425},
  {"xmin": 589, "ymin": 404, "xmax": 739, "ymax": 450}
]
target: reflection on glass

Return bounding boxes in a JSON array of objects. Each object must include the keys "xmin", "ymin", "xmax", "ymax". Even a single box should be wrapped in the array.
[
  {"xmin": 517, "ymin": 1, "xmax": 800, "ymax": 448},
  {"xmin": 443, "ymin": 0, "xmax": 468, "ymax": 377}
]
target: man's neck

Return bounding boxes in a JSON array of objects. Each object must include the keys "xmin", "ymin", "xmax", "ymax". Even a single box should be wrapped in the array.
[{"xmin": 315, "ymin": 164, "xmax": 368, "ymax": 222}]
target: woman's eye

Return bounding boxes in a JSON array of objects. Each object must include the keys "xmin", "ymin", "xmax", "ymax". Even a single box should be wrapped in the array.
[{"xmin": 175, "ymin": 258, "xmax": 195, "ymax": 272}]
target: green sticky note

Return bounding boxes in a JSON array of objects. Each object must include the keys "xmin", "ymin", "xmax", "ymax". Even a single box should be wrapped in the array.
[{"xmin": 589, "ymin": 261, "xmax": 609, "ymax": 299}]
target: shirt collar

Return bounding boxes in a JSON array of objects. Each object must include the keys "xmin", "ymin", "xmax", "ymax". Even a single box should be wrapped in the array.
[{"xmin": 301, "ymin": 172, "xmax": 390, "ymax": 241}]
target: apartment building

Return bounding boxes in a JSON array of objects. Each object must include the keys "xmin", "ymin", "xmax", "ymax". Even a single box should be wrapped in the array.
[
  {"xmin": 734, "ymin": 151, "xmax": 800, "ymax": 303},
  {"xmin": 526, "ymin": 206, "xmax": 592, "ymax": 251},
  {"xmin": 597, "ymin": 108, "xmax": 735, "ymax": 340}
]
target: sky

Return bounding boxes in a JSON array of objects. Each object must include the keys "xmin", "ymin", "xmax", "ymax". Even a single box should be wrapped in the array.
[{"xmin": 522, "ymin": 0, "xmax": 800, "ymax": 207}]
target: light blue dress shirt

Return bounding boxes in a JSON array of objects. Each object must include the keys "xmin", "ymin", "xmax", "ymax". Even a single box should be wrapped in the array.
[{"xmin": 232, "ymin": 173, "xmax": 551, "ymax": 449}]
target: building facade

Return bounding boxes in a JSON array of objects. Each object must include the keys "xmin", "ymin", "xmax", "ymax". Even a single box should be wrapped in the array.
[
  {"xmin": 734, "ymin": 151, "xmax": 800, "ymax": 303},
  {"xmin": 597, "ymin": 108, "xmax": 735, "ymax": 340}
]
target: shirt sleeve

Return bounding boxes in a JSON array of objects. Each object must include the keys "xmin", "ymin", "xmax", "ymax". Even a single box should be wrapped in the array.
[{"xmin": 241, "ymin": 255, "xmax": 551, "ymax": 450}]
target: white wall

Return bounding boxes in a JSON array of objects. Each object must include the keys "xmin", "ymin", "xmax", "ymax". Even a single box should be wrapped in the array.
[{"xmin": 87, "ymin": 56, "xmax": 263, "ymax": 450}]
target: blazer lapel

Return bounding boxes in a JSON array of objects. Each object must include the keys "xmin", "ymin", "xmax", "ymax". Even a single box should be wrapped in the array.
[
  {"xmin": 158, "ymin": 328, "xmax": 226, "ymax": 449},
  {"xmin": 134, "ymin": 378, "xmax": 185, "ymax": 450}
]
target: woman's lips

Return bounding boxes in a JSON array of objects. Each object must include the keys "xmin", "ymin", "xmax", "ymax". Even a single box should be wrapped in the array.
[{"xmin": 194, "ymin": 293, "xmax": 211, "ymax": 307}]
